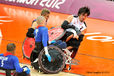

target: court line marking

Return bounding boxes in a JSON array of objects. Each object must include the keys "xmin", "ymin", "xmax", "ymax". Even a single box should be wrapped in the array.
[
  {"xmin": 0, "ymin": 20, "xmax": 13, "ymax": 22},
  {"xmin": 0, "ymin": 16, "xmax": 10, "ymax": 18},
  {"xmin": 1, "ymin": 39, "xmax": 113, "ymax": 76},
  {"xmin": 0, "ymin": 29, "xmax": 2, "ymax": 38},
  {"xmin": 0, "ymin": 29, "xmax": 2, "ymax": 46},
  {"xmin": 0, "ymin": 16, "xmax": 13, "ymax": 24},
  {"xmin": 1, "ymin": 38, "xmax": 22, "ymax": 43},
  {"xmin": 78, "ymin": 53, "xmax": 114, "ymax": 61},
  {"xmin": 85, "ymin": 32, "xmax": 101, "ymax": 35},
  {"xmin": 63, "ymin": 72, "xmax": 83, "ymax": 76},
  {"xmin": 1, "ymin": 38, "xmax": 114, "ymax": 61},
  {"xmin": 20, "ymin": 63, "xmax": 83, "ymax": 76}
]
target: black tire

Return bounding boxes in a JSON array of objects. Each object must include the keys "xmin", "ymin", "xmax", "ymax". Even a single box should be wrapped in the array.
[
  {"xmin": 22, "ymin": 37, "xmax": 29, "ymax": 59},
  {"xmin": 38, "ymin": 46, "xmax": 65, "ymax": 74}
]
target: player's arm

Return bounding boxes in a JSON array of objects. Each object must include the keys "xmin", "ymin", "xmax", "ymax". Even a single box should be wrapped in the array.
[
  {"xmin": 78, "ymin": 28, "xmax": 87, "ymax": 42},
  {"xmin": 42, "ymin": 28, "xmax": 48, "ymax": 47},
  {"xmin": 80, "ymin": 22, "xmax": 87, "ymax": 35},
  {"xmin": 61, "ymin": 15, "xmax": 75, "ymax": 30},
  {"xmin": 65, "ymin": 15, "xmax": 73, "ymax": 23},
  {"xmin": 42, "ymin": 27, "xmax": 51, "ymax": 62},
  {"xmin": 13, "ymin": 57, "xmax": 23, "ymax": 73},
  {"xmin": 14, "ymin": 57, "xmax": 30, "ymax": 74}
]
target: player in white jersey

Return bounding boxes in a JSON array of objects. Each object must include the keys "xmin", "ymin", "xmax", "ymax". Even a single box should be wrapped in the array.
[{"xmin": 61, "ymin": 6, "xmax": 90, "ymax": 58}]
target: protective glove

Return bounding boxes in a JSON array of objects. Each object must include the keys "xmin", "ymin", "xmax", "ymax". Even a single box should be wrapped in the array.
[
  {"xmin": 22, "ymin": 66, "xmax": 30, "ymax": 74},
  {"xmin": 44, "ymin": 47, "xmax": 51, "ymax": 62},
  {"xmin": 49, "ymin": 40, "xmax": 56, "ymax": 44},
  {"xmin": 45, "ymin": 54, "xmax": 51, "ymax": 62}
]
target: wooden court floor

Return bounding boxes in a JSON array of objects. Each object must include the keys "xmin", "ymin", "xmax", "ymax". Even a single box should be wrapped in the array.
[{"xmin": 0, "ymin": 4, "xmax": 114, "ymax": 76}]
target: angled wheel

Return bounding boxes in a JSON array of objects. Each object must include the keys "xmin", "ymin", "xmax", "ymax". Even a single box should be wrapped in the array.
[
  {"xmin": 22, "ymin": 37, "xmax": 35, "ymax": 59},
  {"xmin": 38, "ymin": 46, "xmax": 65, "ymax": 74},
  {"xmin": 48, "ymin": 27, "xmax": 65, "ymax": 41}
]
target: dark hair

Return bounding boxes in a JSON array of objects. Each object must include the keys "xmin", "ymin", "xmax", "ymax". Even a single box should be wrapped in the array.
[
  {"xmin": 41, "ymin": 8, "xmax": 50, "ymax": 16},
  {"xmin": 7, "ymin": 43, "xmax": 16, "ymax": 51},
  {"xmin": 78, "ymin": 6, "xmax": 90, "ymax": 16}
]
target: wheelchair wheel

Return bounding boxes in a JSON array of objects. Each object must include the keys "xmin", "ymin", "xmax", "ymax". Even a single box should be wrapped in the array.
[
  {"xmin": 38, "ymin": 46, "xmax": 65, "ymax": 74},
  {"xmin": 48, "ymin": 27, "xmax": 66, "ymax": 41},
  {"xmin": 22, "ymin": 37, "xmax": 35, "ymax": 59}
]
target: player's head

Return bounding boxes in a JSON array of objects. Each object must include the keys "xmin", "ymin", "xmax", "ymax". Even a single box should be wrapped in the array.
[
  {"xmin": 7, "ymin": 43, "xmax": 16, "ymax": 54},
  {"xmin": 41, "ymin": 8, "xmax": 50, "ymax": 21},
  {"xmin": 36, "ymin": 16, "xmax": 46, "ymax": 26},
  {"xmin": 78, "ymin": 6, "xmax": 90, "ymax": 22}
]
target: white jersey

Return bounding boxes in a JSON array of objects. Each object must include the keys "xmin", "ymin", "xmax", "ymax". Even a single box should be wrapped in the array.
[{"xmin": 69, "ymin": 16, "xmax": 87, "ymax": 32}]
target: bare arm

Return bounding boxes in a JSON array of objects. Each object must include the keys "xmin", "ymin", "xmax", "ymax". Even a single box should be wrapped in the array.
[
  {"xmin": 65, "ymin": 15, "xmax": 73, "ymax": 23},
  {"xmin": 61, "ymin": 15, "xmax": 75, "ymax": 30}
]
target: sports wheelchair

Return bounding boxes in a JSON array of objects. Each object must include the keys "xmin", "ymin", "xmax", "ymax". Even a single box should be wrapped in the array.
[{"xmin": 22, "ymin": 27, "xmax": 79, "ymax": 74}]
